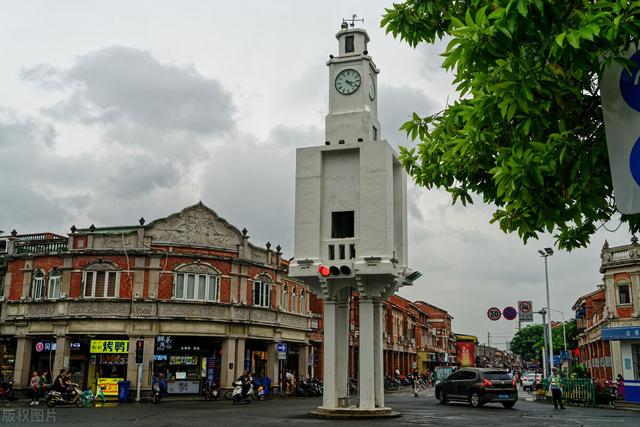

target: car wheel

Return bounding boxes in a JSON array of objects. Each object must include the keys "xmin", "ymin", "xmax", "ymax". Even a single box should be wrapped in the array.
[
  {"xmin": 470, "ymin": 392, "xmax": 483, "ymax": 408},
  {"xmin": 502, "ymin": 402, "xmax": 515, "ymax": 409},
  {"xmin": 438, "ymin": 391, "xmax": 447, "ymax": 405}
]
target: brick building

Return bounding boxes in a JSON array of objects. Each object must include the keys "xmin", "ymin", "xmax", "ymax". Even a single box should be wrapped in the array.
[
  {"xmin": 572, "ymin": 238, "xmax": 640, "ymax": 381},
  {"xmin": 0, "ymin": 203, "xmax": 320, "ymax": 396},
  {"xmin": 345, "ymin": 294, "xmax": 454, "ymax": 377}
]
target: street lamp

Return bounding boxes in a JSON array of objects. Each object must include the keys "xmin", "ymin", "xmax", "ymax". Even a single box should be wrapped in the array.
[
  {"xmin": 537, "ymin": 308, "xmax": 549, "ymax": 377},
  {"xmin": 546, "ymin": 308, "xmax": 567, "ymax": 352},
  {"xmin": 538, "ymin": 248, "xmax": 554, "ymax": 375}
]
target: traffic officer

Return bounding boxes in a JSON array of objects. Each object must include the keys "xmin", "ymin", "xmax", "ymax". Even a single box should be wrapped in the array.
[{"xmin": 548, "ymin": 367, "xmax": 565, "ymax": 409}]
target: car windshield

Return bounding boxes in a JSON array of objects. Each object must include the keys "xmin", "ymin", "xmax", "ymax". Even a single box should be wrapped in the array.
[{"xmin": 485, "ymin": 372, "xmax": 512, "ymax": 381}]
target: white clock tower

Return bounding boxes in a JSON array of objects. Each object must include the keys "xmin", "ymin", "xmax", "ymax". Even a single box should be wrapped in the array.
[{"xmin": 290, "ymin": 22, "xmax": 419, "ymax": 418}]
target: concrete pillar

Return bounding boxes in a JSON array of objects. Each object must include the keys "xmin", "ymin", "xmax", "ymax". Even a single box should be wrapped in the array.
[
  {"xmin": 298, "ymin": 345, "xmax": 310, "ymax": 379},
  {"xmin": 126, "ymin": 338, "xmax": 137, "ymax": 384},
  {"xmin": 336, "ymin": 299, "xmax": 350, "ymax": 402},
  {"xmin": 235, "ymin": 338, "xmax": 246, "ymax": 378},
  {"xmin": 358, "ymin": 297, "xmax": 375, "ymax": 409},
  {"xmin": 142, "ymin": 336, "xmax": 155, "ymax": 390},
  {"xmin": 220, "ymin": 338, "xmax": 237, "ymax": 388},
  {"xmin": 13, "ymin": 337, "xmax": 32, "ymax": 388},
  {"xmin": 267, "ymin": 342, "xmax": 279, "ymax": 391},
  {"xmin": 322, "ymin": 300, "xmax": 337, "ymax": 408},
  {"xmin": 52, "ymin": 336, "xmax": 70, "ymax": 378},
  {"xmin": 373, "ymin": 298, "xmax": 384, "ymax": 408}
]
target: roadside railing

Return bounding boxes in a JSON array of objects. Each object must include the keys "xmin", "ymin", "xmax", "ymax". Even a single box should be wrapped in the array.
[{"xmin": 538, "ymin": 378, "xmax": 596, "ymax": 406}]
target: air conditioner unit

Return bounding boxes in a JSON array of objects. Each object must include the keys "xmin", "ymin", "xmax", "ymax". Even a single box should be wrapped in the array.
[{"xmin": 410, "ymin": 338, "xmax": 415, "ymax": 345}]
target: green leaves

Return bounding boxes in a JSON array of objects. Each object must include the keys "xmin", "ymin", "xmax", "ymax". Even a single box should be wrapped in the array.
[{"xmin": 382, "ymin": 0, "xmax": 640, "ymax": 250}]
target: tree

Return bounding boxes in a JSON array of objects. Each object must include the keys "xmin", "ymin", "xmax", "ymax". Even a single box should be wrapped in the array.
[
  {"xmin": 510, "ymin": 319, "xmax": 578, "ymax": 362},
  {"xmin": 381, "ymin": 0, "xmax": 640, "ymax": 249},
  {"xmin": 509, "ymin": 323, "xmax": 545, "ymax": 361}
]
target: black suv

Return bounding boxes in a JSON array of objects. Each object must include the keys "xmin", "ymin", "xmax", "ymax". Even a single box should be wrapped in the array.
[{"xmin": 435, "ymin": 368, "xmax": 517, "ymax": 408}]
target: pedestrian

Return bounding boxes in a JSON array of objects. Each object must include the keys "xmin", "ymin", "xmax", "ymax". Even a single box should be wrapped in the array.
[
  {"xmin": 548, "ymin": 367, "xmax": 565, "ymax": 409},
  {"xmin": 411, "ymin": 368, "xmax": 420, "ymax": 397},
  {"xmin": 616, "ymin": 374, "xmax": 624, "ymax": 399},
  {"xmin": 39, "ymin": 370, "xmax": 50, "ymax": 399},
  {"xmin": 29, "ymin": 371, "xmax": 40, "ymax": 405}
]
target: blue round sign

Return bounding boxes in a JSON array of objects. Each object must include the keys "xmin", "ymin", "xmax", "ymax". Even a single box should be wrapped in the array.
[
  {"xmin": 620, "ymin": 50, "xmax": 640, "ymax": 112},
  {"xmin": 630, "ymin": 136, "xmax": 640, "ymax": 186},
  {"xmin": 503, "ymin": 306, "xmax": 517, "ymax": 320}
]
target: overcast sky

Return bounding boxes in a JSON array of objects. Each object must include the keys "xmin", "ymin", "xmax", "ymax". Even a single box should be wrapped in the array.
[{"xmin": 0, "ymin": 1, "xmax": 632, "ymax": 349}]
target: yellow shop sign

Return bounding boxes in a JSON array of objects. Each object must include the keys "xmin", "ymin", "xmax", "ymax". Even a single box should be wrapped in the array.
[
  {"xmin": 97, "ymin": 378, "xmax": 123, "ymax": 396},
  {"xmin": 90, "ymin": 340, "xmax": 130, "ymax": 354}
]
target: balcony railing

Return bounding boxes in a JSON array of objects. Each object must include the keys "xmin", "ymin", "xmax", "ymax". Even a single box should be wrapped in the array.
[{"xmin": 15, "ymin": 240, "xmax": 68, "ymax": 255}]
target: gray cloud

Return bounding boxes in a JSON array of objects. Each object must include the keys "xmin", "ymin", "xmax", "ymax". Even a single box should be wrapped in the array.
[
  {"xmin": 24, "ymin": 46, "xmax": 235, "ymax": 136},
  {"xmin": 378, "ymin": 84, "xmax": 439, "ymax": 150}
]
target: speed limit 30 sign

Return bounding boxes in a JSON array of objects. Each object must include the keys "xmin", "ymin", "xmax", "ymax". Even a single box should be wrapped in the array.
[{"xmin": 487, "ymin": 307, "xmax": 502, "ymax": 321}]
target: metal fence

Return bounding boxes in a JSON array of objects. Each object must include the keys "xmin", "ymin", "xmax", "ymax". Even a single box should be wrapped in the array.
[{"xmin": 539, "ymin": 378, "xmax": 596, "ymax": 406}]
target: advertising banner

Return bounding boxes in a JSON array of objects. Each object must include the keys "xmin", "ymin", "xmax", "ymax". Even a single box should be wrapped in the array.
[
  {"xmin": 97, "ymin": 378, "xmax": 123, "ymax": 396},
  {"xmin": 90, "ymin": 340, "xmax": 130, "ymax": 354},
  {"xmin": 457, "ymin": 341, "xmax": 475, "ymax": 367}
]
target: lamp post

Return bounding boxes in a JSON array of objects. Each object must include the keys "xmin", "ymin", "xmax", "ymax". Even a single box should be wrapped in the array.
[
  {"xmin": 537, "ymin": 309, "xmax": 549, "ymax": 377},
  {"xmin": 538, "ymin": 248, "xmax": 554, "ymax": 374},
  {"xmin": 546, "ymin": 308, "xmax": 567, "ymax": 352}
]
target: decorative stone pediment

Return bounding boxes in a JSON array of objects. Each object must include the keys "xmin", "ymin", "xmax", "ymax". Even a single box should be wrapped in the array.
[{"xmin": 146, "ymin": 202, "xmax": 243, "ymax": 250}]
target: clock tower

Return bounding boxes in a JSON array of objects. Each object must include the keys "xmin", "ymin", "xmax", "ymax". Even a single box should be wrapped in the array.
[
  {"xmin": 325, "ymin": 24, "xmax": 381, "ymax": 145},
  {"xmin": 290, "ymin": 22, "xmax": 418, "ymax": 418}
]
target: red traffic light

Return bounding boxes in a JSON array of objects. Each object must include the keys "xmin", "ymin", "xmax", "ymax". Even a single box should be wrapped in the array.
[
  {"xmin": 318, "ymin": 265, "xmax": 330, "ymax": 277},
  {"xmin": 136, "ymin": 339, "xmax": 144, "ymax": 350}
]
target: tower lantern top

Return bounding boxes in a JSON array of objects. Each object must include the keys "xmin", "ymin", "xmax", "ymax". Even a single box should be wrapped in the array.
[{"xmin": 335, "ymin": 16, "xmax": 369, "ymax": 57}]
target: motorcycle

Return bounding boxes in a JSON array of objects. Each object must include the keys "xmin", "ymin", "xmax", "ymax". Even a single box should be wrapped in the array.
[
  {"xmin": 231, "ymin": 380, "xmax": 253, "ymax": 404},
  {"xmin": 47, "ymin": 385, "xmax": 84, "ymax": 407},
  {"xmin": 203, "ymin": 381, "xmax": 219, "ymax": 401},
  {"xmin": 152, "ymin": 383, "xmax": 162, "ymax": 404},
  {"xmin": 0, "ymin": 380, "xmax": 15, "ymax": 401}
]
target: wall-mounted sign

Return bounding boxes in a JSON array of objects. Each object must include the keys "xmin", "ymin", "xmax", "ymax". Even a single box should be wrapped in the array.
[
  {"xmin": 70, "ymin": 341, "xmax": 81, "ymax": 351},
  {"xmin": 155, "ymin": 336, "xmax": 173, "ymax": 352},
  {"xmin": 35, "ymin": 342, "xmax": 45, "ymax": 352},
  {"xmin": 90, "ymin": 340, "xmax": 130, "ymax": 354}
]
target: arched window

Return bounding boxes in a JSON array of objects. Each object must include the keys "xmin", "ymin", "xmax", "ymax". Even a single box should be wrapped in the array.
[
  {"xmin": 173, "ymin": 263, "xmax": 220, "ymax": 302},
  {"xmin": 291, "ymin": 288, "xmax": 297, "ymax": 313},
  {"xmin": 48, "ymin": 269, "xmax": 61, "ymax": 299},
  {"xmin": 300, "ymin": 290, "xmax": 305, "ymax": 314},
  {"xmin": 32, "ymin": 270, "xmax": 45, "ymax": 300},
  {"xmin": 83, "ymin": 262, "xmax": 119, "ymax": 298},
  {"xmin": 282, "ymin": 285, "xmax": 289, "ymax": 310},
  {"xmin": 253, "ymin": 276, "xmax": 271, "ymax": 308}
]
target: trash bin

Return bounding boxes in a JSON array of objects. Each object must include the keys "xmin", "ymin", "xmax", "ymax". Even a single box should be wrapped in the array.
[{"xmin": 117, "ymin": 380, "xmax": 131, "ymax": 403}]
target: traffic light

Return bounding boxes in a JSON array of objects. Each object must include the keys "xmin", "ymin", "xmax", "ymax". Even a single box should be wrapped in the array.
[
  {"xmin": 135, "ymin": 339, "xmax": 144, "ymax": 364},
  {"xmin": 317, "ymin": 264, "xmax": 352, "ymax": 277}
]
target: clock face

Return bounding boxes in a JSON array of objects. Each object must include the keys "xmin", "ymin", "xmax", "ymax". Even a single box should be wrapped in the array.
[
  {"xmin": 369, "ymin": 73, "xmax": 376, "ymax": 100},
  {"xmin": 335, "ymin": 69, "xmax": 361, "ymax": 95}
]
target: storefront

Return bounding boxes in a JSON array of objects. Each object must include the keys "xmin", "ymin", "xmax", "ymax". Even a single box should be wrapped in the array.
[
  {"xmin": 89, "ymin": 338, "xmax": 130, "ymax": 397},
  {"xmin": 153, "ymin": 336, "xmax": 221, "ymax": 394},
  {"xmin": 0, "ymin": 337, "xmax": 16, "ymax": 382},
  {"xmin": 30, "ymin": 338, "xmax": 56, "ymax": 378}
]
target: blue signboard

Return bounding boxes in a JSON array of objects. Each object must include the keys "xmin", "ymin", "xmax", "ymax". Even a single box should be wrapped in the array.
[
  {"xmin": 277, "ymin": 342, "xmax": 287, "ymax": 353},
  {"xmin": 602, "ymin": 326, "xmax": 640, "ymax": 340}
]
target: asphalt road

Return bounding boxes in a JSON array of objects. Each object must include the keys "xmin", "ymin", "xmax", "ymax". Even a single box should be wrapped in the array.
[{"xmin": 0, "ymin": 388, "xmax": 637, "ymax": 426}]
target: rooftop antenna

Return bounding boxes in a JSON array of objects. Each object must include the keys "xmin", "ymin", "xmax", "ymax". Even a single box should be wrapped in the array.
[{"xmin": 342, "ymin": 14, "xmax": 364, "ymax": 29}]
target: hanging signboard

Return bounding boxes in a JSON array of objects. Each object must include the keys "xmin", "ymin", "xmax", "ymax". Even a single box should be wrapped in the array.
[{"xmin": 600, "ymin": 48, "xmax": 640, "ymax": 213}]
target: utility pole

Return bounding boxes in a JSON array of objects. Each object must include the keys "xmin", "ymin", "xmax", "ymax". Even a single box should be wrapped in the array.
[
  {"xmin": 538, "ymin": 309, "xmax": 548, "ymax": 377},
  {"xmin": 538, "ymin": 248, "xmax": 554, "ymax": 375}
]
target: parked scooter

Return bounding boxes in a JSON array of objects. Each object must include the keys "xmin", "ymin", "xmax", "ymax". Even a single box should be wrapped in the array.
[
  {"xmin": 152, "ymin": 383, "xmax": 162, "ymax": 404},
  {"xmin": 231, "ymin": 380, "xmax": 253, "ymax": 404},
  {"xmin": 0, "ymin": 380, "xmax": 15, "ymax": 401},
  {"xmin": 203, "ymin": 381, "xmax": 219, "ymax": 401},
  {"xmin": 46, "ymin": 384, "xmax": 84, "ymax": 407}
]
